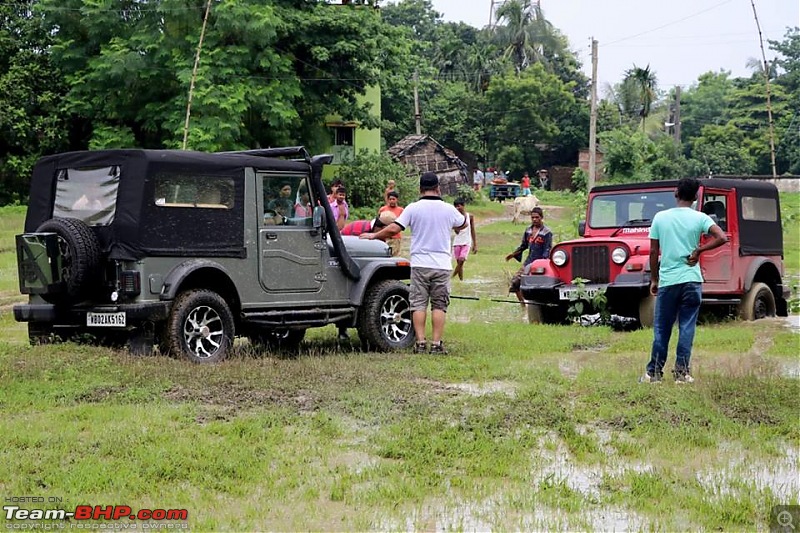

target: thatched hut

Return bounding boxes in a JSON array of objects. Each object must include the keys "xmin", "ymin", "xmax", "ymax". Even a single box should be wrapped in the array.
[{"xmin": 387, "ymin": 134, "xmax": 469, "ymax": 196}]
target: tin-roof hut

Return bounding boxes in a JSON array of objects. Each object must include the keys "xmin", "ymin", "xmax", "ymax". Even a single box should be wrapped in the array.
[{"xmin": 387, "ymin": 134, "xmax": 469, "ymax": 196}]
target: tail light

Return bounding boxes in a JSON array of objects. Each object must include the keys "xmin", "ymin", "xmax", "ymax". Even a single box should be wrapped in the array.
[{"xmin": 120, "ymin": 270, "xmax": 141, "ymax": 296}]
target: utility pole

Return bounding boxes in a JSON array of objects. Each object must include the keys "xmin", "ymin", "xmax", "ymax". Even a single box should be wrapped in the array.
[
  {"xmin": 674, "ymin": 85, "xmax": 681, "ymax": 145},
  {"xmin": 413, "ymin": 69, "xmax": 421, "ymax": 135},
  {"xmin": 588, "ymin": 38, "xmax": 598, "ymax": 191},
  {"xmin": 749, "ymin": 0, "xmax": 778, "ymax": 178}
]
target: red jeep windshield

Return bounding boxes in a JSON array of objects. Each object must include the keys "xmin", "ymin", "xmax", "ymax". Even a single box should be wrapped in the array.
[{"xmin": 589, "ymin": 190, "xmax": 676, "ymax": 229}]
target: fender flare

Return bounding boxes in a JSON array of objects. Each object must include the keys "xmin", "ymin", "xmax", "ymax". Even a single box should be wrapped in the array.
[
  {"xmin": 743, "ymin": 258, "xmax": 781, "ymax": 292},
  {"xmin": 160, "ymin": 259, "xmax": 236, "ymax": 300},
  {"xmin": 349, "ymin": 261, "xmax": 411, "ymax": 305}
]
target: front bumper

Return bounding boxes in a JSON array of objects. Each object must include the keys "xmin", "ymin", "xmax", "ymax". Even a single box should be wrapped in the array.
[
  {"xmin": 520, "ymin": 274, "xmax": 651, "ymax": 311},
  {"xmin": 14, "ymin": 301, "xmax": 170, "ymax": 326}
]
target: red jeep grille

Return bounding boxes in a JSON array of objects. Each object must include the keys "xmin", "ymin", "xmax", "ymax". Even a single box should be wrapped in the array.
[{"xmin": 571, "ymin": 246, "xmax": 609, "ymax": 283}]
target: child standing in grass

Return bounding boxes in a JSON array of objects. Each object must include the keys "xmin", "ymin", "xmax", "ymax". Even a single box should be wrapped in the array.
[{"xmin": 451, "ymin": 199, "xmax": 477, "ymax": 281}]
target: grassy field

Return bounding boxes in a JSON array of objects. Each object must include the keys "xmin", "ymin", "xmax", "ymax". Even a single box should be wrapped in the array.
[{"xmin": 0, "ymin": 193, "xmax": 797, "ymax": 531}]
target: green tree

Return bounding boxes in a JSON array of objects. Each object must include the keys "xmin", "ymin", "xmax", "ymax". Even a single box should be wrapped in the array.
[
  {"xmin": 727, "ymin": 76, "xmax": 790, "ymax": 174},
  {"xmin": 482, "ymin": 64, "xmax": 582, "ymax": 175},
  {"xmin": 39, "ymin": 0, "xmax": 411, "ymax": 152},
  {"xmin": 769, "ymin": 28, "xmax": 800, "ymax": 173},
  {"xmin": 679, "ymin": 71, "xmax": 734, "ymax": 142},
  {"xmin": 0, "ymin": 1, "xmax": 68, "ymax": 203},
  {"xmin": 493, "ymin": 0, "xmax": 565, "ymax": 74},
  {"xmin": 334, "ymin": 150, "xmax": 415, "ymax": 211},
  {"xmin": 687, "ymin": 123, "xmax": 757, "ymax": 175},
  {"xmin": 623, "ymin": 64, "xmax": 658, "ymax": 132}
]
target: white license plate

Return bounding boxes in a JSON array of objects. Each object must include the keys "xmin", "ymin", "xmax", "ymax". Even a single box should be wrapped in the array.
[
  {"xmin": 559, "ymin": 286, "xmax": 601, "ymax": 300},
  {"xmin": 86, "ymin": 311, "xmax": 126, "ymax": 327}
]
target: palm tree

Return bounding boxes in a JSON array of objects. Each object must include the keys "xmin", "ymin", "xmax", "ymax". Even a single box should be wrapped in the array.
[
  {"xmin": 624, "ymin": 64, "xmax": 658, "ymax": 132},
  {"xmin": 493, "ymin": 0, "xmax": 564, "ymax": 73}
]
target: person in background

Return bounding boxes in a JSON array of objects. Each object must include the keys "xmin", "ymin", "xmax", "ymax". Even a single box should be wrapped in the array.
[
  {"xmin": 451, "ymin": 199, "xmax": 477, "ymax": 281},
  {"xmin": 268, "ymin": 182, "xmax": 294, "ymax": 216},
  {"xmin": 294, "ymin": 188, "xmax": 312, "ymax": 217},
  {"xmin": 505, "ymin": 207, "xmax": 552, "ymax": 307},
  {"xmin": 360, "ymin": 172, "xmax": 466, "ymax": 355},
  {"xmin": 473, "ymin": 167, "xmax": 484, "ymax": 191},
  {"xmin": 521, "ymin": 172, "xmax": 531, "ymax": 197},
  {"xmin": 536, "ymin": 169, "xmax": 549, "ymax": 190},
  {"xmin": 330, "ymin": 186, "xmax": 349, "ymax": 230},
  {"xmin": 378, "ymin": 191, "xmax": 404, "ymax": 256},
  {"xmin": 328, "ymin": 179, "xmax": 343, "ymax": 204},
  {"xmin": 341, "ymin": 219, "xmax": 375, "ymax": 236},
  {"xmin": 641, "ymin": 177, "xmax": 727, "ymax": 384},
  {"xmin": 384, "ymin": 179, "xmax": 397, "ymax": 204}
]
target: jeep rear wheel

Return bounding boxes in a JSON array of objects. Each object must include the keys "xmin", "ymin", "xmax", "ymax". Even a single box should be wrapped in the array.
[
  {"xmin": 36, "ymin": 218, "xmax": 100, "ymax": 304},
  {"xmin": 738, "ymin": 282, "xmax": 776, "ymax": 321},
  {"xmin": 162, "ymin": 289, "xmax": 234, "ymax": 363},
  {"xmin": 357, "ymin": 280, "xmax": 414, "ymax": 351},
  {"xmin": 28, "ymin": 323, "xmax": 61, "ymax": 345}
]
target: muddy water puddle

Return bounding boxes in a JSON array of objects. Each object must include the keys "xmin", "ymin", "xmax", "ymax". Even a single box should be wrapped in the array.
[
  {"xmin": 374, "ymin": 429, "xmax": 798, "ymax": 531},
  {"xmin": 697, "ymin": 443, "xmax": 800, "ymax": 502}
]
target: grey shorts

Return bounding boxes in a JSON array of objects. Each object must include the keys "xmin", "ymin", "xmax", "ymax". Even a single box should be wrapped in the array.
[{"xmin": 410, "ymin": 267, "xmax": 451, "ymax": 312}]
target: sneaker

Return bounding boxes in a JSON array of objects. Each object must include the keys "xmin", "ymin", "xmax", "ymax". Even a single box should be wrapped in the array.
[
  {"xmin": 429, "ymin": 341, "xmax": 448, "ymax": 355},
  {"xmin": 675, "ymin": 372, "xmax": 695, "ymax": 384},
  {"xmin": 413, "ymin": 341, "xmax": 427, "ymax": 354},
  {"xmin": 639, "ymin": 372, "xmax": 662, "ymax": 384}
]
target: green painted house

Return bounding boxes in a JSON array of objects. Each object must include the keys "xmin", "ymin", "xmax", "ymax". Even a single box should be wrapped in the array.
[{"xmin": 321, "ymin": 84, "xmax": 381, "ymax": 180}]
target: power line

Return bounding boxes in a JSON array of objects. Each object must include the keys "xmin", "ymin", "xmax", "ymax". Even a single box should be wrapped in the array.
[{"xmin": 602, "ymin": 0, "xmax": 736, "ymax": 47}]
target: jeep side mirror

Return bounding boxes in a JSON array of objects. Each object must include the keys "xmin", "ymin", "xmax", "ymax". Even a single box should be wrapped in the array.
[
  {"xmin": 578, "ymin": 220, "xmax": 586, "ymax": 237},
  {"xmin": 312, "ymin": 205, "xmax": 326, "ymax": 230}
]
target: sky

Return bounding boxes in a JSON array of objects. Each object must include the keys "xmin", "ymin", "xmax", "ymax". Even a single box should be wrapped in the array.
[{"xmin": 428, "ymin": 0, "xmax": 799, "ymax": 90}]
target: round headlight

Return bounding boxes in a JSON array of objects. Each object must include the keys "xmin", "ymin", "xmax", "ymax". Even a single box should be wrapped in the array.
[
  {"xmin": 552, "ymin": 250, "xmax": 568, "ymax": 267},
  {"xmin": 611, "ymin": 246, "xmax": 628, "ymax": 265}
]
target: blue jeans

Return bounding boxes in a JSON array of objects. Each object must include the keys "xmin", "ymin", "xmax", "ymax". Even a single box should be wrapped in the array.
[{"xmin": 647, "ymin": 282, "xmax": 702, "ymax": 377}]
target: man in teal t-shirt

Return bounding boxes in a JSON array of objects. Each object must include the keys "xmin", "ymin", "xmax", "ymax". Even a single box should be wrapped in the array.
[{"xmin": 642, "ymin": 178, "xmax": 727, "ymax": 384}]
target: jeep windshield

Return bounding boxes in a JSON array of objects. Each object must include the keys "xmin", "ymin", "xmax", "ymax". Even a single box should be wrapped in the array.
[{"xmin": 589, "ymin": 190, "xmax": 675, "ymax": 229}]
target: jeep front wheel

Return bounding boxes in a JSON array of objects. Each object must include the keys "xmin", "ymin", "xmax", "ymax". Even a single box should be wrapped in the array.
[
  {"xmin": 738, "ymin": 282, "xmax": 776, "ymax": 321},
  {"xmin": 526, "ymin": 304, "xmax": 566, "ymax": 324},
  {"xmin": 162, "ymin": 289, "xmax": 234, "ymax": 363},
  {"xmin": 357, "ymin": 280, "xmax": 415, "ymax": 351},
  {"xmin": 638, "ymin": 295, "xmax": 656, "ymax": 328}
]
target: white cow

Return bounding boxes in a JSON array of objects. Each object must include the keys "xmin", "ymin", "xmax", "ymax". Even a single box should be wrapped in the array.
[{"xmin": 512, "ymin": 195, "xmax": 540, "ymax": 224}]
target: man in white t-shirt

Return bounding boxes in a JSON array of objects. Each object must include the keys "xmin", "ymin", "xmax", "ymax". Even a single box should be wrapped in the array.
[{"xmin": 361, "ymin": 172, "xmax": 467, "ymax": 354}]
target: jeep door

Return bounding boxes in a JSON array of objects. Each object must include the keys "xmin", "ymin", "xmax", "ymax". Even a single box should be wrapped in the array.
[
  {"xmin": 257, "ymin": 172, "xmax": 324, "ymax": 293},
  {"xmin": 699, "ymin": 188, "xmax": 734, "ymax": 290}
]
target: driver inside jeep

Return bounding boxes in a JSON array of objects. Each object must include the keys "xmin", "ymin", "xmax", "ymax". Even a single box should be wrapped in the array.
[{"xmin": 267, "ymin": 183, "xmax": 294, "ymax": 219}]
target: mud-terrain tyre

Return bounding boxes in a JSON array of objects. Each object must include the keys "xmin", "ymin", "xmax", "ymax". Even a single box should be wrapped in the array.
[
  {"xmin": 247, "ymin": 328, "xmax": 306, "ymax": 353},
  {"xmin": 526, "ymin": 304, "xmax": 567, "ymax": 325},
  {"xmin": 161, "ymin": 289, "xmax": 234, "ymax": 363},
  {"xmin": 526, "ymin": 304, "xmax": 544, "ymax": 324},
  {"xmin": 738, "ymin": 282, "xmax": 776, "ymax": 321},
  {"xmin": 36, "ymin": 218, "xmax": 101, "ymax": 304},
  {"xmin": 357, "ymin": 280, "xmax": 415, "ymax": 351},
  {"xmin": 638, "ymin": 294, "xmax": 656, "ymax": 328}
]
